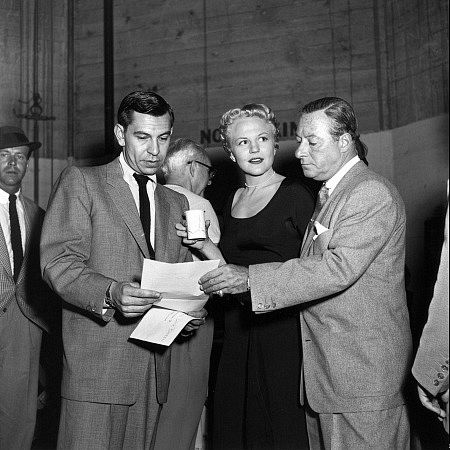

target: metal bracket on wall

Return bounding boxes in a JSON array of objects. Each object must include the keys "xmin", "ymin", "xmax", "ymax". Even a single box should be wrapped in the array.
[{"xmin": 14, "ymin": 93, "xmax": 55, "ymax": 205}]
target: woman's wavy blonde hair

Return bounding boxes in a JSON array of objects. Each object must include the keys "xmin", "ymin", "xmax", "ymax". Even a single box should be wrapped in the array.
[{"xmin": 219, "ymin": 103, "xmax": 280, "ymax": 155}]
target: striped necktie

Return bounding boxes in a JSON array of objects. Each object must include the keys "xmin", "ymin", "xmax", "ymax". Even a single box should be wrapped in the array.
[{"xmin": 308, "ymin": 183, "xmax": 329, "ymax": 233}]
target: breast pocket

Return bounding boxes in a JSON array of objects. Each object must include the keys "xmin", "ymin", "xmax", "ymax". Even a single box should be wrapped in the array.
[{"xmin": 312, "ymin": 229, "xmax": 332, "ymax": 255}]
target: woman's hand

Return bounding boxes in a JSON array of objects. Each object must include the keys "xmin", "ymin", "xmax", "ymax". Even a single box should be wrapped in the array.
[
  {"xmin": 176, "ymin": 220, "xmax": 226, "ymax": 263},
  {"xmin": 175, "ymin": 220, "xmax": 211, "ymax": 250}
]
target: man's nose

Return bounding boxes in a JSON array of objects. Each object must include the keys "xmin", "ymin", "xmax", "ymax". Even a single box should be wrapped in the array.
[
  {"xmin": 295, "ymin": 141, "xmax": 308, "ymax": 160},
  {"xmin": 147, "ymin": 140, "xmax": 159, "ymax": 155},
  {"xmin": 7, "ymin": 156, "xmax": 17, "ymax": 165}
]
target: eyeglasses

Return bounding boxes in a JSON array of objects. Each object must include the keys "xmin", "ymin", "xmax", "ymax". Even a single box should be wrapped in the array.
[{"xmin": 187, "ymin": 160, "xmax": 216, "ymax": 180}]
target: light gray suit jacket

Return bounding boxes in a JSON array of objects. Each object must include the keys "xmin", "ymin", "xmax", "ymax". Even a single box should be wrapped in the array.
[
  {"xmin": 0, "ymin": 193, "xmax": 49, "ymax": 332},
  {"xmin": 250, "ymin": 161, "xmax": 412, "ymax": 413},
  {"xmin": 412, "ymin": 205, "xmax": 449, "ymax": 396},
  {"xmin": 40, "ymin": 157, "xmax": 192, "ymax": 406}
]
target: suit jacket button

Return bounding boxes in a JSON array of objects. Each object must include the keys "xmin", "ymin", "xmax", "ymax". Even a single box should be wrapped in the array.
[
  {"xmin": 272, "ymin": 302, "xmax": 277, "ymax": 308},
  {"xmin": 2, "ymin": 307, "xmax": 6, "ymax": 312},
  {"xmin": 433, "ymin": 379, "xmax": 440, "ymax": 386},
  {"xmin": 438, "ymin": 372, "xmax": 445, "ymax": 379},
  {"xmin": 442, "ymin": 365, "xmax": 448, "ymax": 371},
  {"xmin": 264, "ymin": 304, "xmax": 270, "ymax": 309},
  {"xmin": 257, "ymin": 303, "xmax": 263, "ymax": 310}
]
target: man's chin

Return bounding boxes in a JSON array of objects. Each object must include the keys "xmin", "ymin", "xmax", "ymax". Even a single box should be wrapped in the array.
[
  {"xmin": 301, "ymin": 167, "xmax": 317, "ymax": 179},
  {"xmin": 139, "ymin": 166, "xmax": 160, "ymax": 176}
]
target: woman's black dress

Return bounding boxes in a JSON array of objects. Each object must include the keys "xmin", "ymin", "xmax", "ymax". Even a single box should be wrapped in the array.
[{"xmin": 212, "ymin": 178, "xmax": 315, "ymax": 450}]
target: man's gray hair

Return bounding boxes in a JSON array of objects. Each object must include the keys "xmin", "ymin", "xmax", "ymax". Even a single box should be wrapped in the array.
[{"xmin": 161, "ymin": 138, "xmax": 209, "ymax": 175}]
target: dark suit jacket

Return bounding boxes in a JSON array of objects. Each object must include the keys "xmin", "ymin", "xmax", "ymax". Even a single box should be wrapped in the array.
[
  {"xmin": 40, "ymin": 158, "xmax": 191, "ymax": 405},
  {"xmin": 250, "ymin": 162, "xmax": 413, "ymax": 414},
  {"xmin": 0, "ymin": 193, "xmax": 49, "ymax": 332}
]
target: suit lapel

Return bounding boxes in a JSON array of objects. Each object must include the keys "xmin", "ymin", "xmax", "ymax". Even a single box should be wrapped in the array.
[
  {"xmin": 17, "ymin": 196, "xmax": 33, "ymax": 284},
  {"xmin": 154, "ymin": 185, "xmax": 170, "ymax": 262},
  {"xmin": 105, "ymin": 158, "xmax": 150, "ymax": 258},
  {"xmin": 300, "ymin": 161, "xmax": 367, "ymax": 257},
  {"xmin": 0, "ymin": 218, "xmax": 13, "ymax": 279}
]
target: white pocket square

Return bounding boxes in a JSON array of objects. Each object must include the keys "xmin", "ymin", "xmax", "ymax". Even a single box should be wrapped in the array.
[{"xmin": 313, "ymin": 221, "xmax": 329, "ymax": 241}]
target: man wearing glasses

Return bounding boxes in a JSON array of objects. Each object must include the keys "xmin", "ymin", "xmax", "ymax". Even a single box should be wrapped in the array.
[
  {"xmin": 162, "ymin": 137, "xmax": 220, "ymax": 248},
  {"xmin": 159, "ymin": 137, "xmax": 220, "ymax": 449}
]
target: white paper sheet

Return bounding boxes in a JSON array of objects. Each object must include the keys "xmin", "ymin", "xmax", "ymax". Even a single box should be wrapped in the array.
[
  {"xmin": 130, "ymin": 307, "xmax": 193, "ymax": 346},
  {"xmin": 129, "ymin": 259, "xmax": 220, "ymax": 346},
  {"xmin": 141, "ymin": 259, "xmax": 220, "ymax": 313}
]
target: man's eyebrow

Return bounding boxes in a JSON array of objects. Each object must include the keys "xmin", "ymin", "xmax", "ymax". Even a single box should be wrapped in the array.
[{"xmin": 132, "ymin": 130, "xmax": 171, "ymax": 136}]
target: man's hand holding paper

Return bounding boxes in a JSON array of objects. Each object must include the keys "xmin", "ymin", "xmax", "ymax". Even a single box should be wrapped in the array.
[
  {"xmin": 141, "ymin": 259, "xmax": 221, "ymax": 312},
  {"xmin": 108, "ymin": 281, "xmax": 162, "ymax": 318},
  {"xmin": 130, "ymin": 259, "xmax": 220, "ymax": 346}
]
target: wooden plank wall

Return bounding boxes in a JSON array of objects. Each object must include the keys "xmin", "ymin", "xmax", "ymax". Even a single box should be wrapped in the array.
[
  {"xmin": 0, "ymin": 1, "xmax": 21, "ymax": 126},
  {"xmin": 72, "ymin": 0, "xmax": 448, "ymax": 159},
  {"xmin": 0, "ymin": 0, "xmax": 444, "ymax": 160},
  {"xmin": 1, "ymin": 0, "xmax": 448, "ymax": 161},
  {"xmin": 381, "ymin": 0, "xmax": 449, "ymax": 128},
  {"xmin": 0, "ymin": 0, "xmax": 68, "ymax": 161}
]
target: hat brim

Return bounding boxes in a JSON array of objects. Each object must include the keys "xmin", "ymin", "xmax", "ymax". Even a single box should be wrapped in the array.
[{"xmin": 27, "ymin": 142, "xmax": 42, "ymax": 152}]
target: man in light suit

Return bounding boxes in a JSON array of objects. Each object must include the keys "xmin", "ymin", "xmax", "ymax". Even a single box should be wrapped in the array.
[
  {"xmin": 0, "ymin": 126, "xmax": 51, "ymax": 449},
  {"xmin": 41, "ymin": 91, "xmax": 208, "ymax": 449},
  {"xmin": 412, "ymin": 201, "xmax": 449, "ymax": 433},
  {"xmin": 199, "ymin": 97, "xmax": 412, "ymax": 449}
]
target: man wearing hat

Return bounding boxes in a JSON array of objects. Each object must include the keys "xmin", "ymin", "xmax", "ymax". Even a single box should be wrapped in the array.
[{"xmin": 0, "ymin": 126, "xmax": 51, "ymax": 449}]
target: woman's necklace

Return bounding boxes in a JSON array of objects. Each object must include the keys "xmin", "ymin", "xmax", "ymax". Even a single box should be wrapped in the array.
[{"xmin": 244, "ymin": 170, "xmax": 277, "ymax": 188}]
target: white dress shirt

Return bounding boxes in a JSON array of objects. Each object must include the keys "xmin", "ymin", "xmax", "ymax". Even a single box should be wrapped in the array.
[
  {"xmin": 165, "ymin": 183, "xmax": 221, "ymax": 246},
  {"xmin": 0, "ymin": 188, "xmax": 27, "ymax": 273},
  {"xmin": 119, "ymin": 152, "xmax": 156, "ymax": 249},
  {"xmin": 325, "ymin": 155, "xmax": 360, "ymax": 195}
]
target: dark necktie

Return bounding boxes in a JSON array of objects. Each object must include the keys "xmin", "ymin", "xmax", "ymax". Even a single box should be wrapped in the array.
[
  {"xmin": 9, "ymin": 194, "xmax": 24, "ymax": 282},
  {"xmin": 133, "ymin": 174, "xmax": 155, "ymax": 259},
  {"xmin": 308, "ymin": 183, "xmax": 329, "ymax": 233}
]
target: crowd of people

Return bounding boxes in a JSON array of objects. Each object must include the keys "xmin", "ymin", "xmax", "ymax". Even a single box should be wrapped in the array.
[{"xmin": 0, "ymin": 90, "xmax": 448, "ymax": 450}]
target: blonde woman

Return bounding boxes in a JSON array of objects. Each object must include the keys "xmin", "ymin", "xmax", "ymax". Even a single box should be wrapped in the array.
[{"xmin": 178, "ymin": 104, "xmax": 314, "ymax": 449}]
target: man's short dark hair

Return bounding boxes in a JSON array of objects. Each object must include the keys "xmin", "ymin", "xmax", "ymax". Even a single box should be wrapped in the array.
[
  {"xmin": 302, "ymin": 97, "xmax": 368, "ymax": 165},
  {"xmin": 117, "ymin": 90, "xmax": 175, "ymax": 129}
]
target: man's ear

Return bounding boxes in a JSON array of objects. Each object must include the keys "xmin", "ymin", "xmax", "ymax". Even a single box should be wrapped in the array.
[
  {"xmin": 338, "ymin": 133, "xmax": 352, "ymax": 153},
  {"xmin": 188, "ymin": 160, "xmax": 196, "ymax": 177},
  {"xmin": 114, "ymin": 124, "xmax": 125, "ymax": 147}
]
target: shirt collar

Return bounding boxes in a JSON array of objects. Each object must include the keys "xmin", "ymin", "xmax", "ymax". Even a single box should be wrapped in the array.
[
  {"xmin": 0, "ymin": 188, "xmax": 21, "ymax": 204},
  {"xmin": 325, "ymin": 155, "xmax": 360, "ymax": 195},
  {"xmin": 119, "ymin": 152, "xmax": 157, "ymax": 191}
]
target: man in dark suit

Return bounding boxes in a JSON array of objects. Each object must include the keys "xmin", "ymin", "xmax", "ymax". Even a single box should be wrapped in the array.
[
  {"xmin": 199, "ymin": 97, "xmax": 412, "ymax": 449},
  {"xmin": 41, "ymin": 91, "xmax": 208, "ymax": 449},
  {"xmin": 0, "ymin": 126, "xmax": 50, "ymax": 449}
]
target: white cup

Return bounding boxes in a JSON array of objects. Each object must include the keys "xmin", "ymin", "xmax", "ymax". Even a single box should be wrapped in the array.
[{"xmin": 185, "ymin": 209, "xmax": 206, "ymax": 240}]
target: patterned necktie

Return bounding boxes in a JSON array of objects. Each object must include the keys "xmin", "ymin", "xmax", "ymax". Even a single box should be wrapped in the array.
[
  {"xmin": 308, "ymin": 183, "xmax": 329, "ymax": 233},
  {"xmin": 9, "ymin": 194, "xmax": 23, "ymax": 282},
  {"xmin": 133, "ymin": 174, "xmax": 155, "ymax": 259}
]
